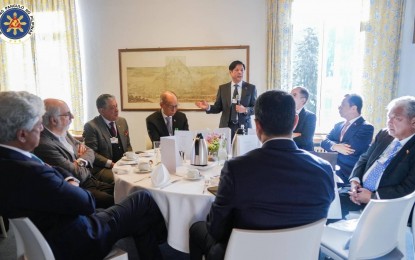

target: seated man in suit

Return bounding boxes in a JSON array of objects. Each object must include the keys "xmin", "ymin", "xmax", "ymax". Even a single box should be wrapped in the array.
[
  {"xmin": 195, "ymin": 60, "xmax": 257, "ymax": 139},
  {"xmin": 321, "ymin": 94, "xmax": 374, "ymax": 183},
  {"xmin": 34, "ymin": 98, "xmax": 114, "ymax": 209},
  {"xmin": 291, "ymin": 86, "xmax": 316, "ymax": 151},
  {"xmin": 83, "ymin": 94, "xmax": 133, "ymax": 184},
  {"xmin": 146, "ymin": 91, "xmax": 189, "ymax": 143},
  {"xmin": 341, "ymin": 96, "xmax": 415, "ymax": 217},
  {"xmin": 0, "ymin": 91, "xmax": 166, "ymax": 260},
  {"xmin": 189, "ymin": 90, "xmax": 335, "ymax": 260}
]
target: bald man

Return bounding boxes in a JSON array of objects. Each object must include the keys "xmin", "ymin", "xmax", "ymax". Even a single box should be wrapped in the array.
[
  {"xmin": 34, "ymin": 99, "xmax": 114, "ymax": 208},
  {"xmin": 146, "ymin": 91, "xmax": 189, "ymax": 143}
]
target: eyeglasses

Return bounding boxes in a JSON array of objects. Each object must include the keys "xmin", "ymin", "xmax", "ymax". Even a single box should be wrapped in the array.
[{"xmin": 59, "ymin": 111, "xmax": 73, "ymax": 117}]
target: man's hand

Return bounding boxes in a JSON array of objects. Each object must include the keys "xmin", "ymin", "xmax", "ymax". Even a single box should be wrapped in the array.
[
  {"xmin": 77, "ymin": 143, "xmax": 87, "ymax": 157},
  {"xmin": 68, "ymin": 180, "xmax": 80, "ymax": 187},
  {"xmin": 332, "ymin": 143, "xmax": 355, "ymax": 155},
  {"xmin": 348, "ymin": 181, "xmax": 371, "ymax": 204},
  {"xmin": 195, "ymin": 101, "xmax": 209, "ymax": 110},
  {"xmin": 235, "ymin": 104, "xmax": 247, "ymax": 113}
]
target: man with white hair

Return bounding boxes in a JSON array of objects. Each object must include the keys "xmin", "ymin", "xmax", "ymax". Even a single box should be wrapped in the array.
[
  {"xmin": 342, "ymin": 96, "xmax": 415, "ymax": 217},
  {"xmin": 34, "ymin": 98, "xmax": 114, "ymax": 208},
  {"xmin": 0, "ymin": 91, "xmax": 166, "ymax": 260}
]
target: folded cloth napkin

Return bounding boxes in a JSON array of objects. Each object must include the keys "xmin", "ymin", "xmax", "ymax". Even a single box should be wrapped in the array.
[
  {"xmin": 112, "ymin": 165, "xmax": 130, "ymax": 175},
  {"xmin": 151, "ymin": 163, "xmax": 171, "ymax": 187}
]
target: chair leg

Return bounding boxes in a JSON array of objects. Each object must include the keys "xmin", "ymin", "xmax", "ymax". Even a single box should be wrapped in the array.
[{"xmin": 0, "ymin": 216, "xmax": 7, "ymax": 238}]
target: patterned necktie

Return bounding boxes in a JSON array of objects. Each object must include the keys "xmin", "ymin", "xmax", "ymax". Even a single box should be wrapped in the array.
[
  {"xmin": 363, "ymin": 141, "xmax": 402, "ymax": 191},
  {"xmin": 340, "ymin": 121, "xmax": 350, "ymax": 141},
  {"xmin": 230, "ymin": 84, "xmax": 239, "ymax": 123},
  {"xmin": 166, "ymin": 116, "xmax": 172, "ymax": 135},
  {"xmin": 109, "ymin": 122, "xmax": 116, "ymax": 137}
]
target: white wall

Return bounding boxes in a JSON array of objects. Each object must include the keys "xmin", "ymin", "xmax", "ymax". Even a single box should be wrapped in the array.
[
  {"xmin": 77, "ymin": 0, "xmax": 267, "ymax": 151},
  {"xmin": 398, "ymin": 0, "xmax": 415, "ymax": 96}
]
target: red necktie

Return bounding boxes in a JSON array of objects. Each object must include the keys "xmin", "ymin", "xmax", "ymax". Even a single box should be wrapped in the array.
[{"xmin": 109, "ymin": 122, "xmax": 116, "ymax": 137}]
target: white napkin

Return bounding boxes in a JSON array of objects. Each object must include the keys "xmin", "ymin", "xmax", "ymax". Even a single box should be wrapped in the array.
[
  {"xmin": 112, "ymin": 165, "xmax": 130, "ymax": 175},
  {"xmin": 151, "ymin": 163, "xmax": 171, "ymax": 187}
]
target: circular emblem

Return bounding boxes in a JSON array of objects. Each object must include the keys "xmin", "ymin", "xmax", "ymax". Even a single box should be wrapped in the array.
[{"xmin": 0, "ymin": 5, "xmax": 34, "ymax": 43}]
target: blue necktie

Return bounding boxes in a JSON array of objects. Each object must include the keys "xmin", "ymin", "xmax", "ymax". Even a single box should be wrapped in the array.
[
  {"xmin": 31, "ymin": 154, "xmax": 45, "ymax": 165},
  {"xmin": 363, "ymin": 141, "xmax": 402, "ymax": 191},
  {"xmin": 230, "ymin": 85, "xmax": 239, "ymax": 123}
]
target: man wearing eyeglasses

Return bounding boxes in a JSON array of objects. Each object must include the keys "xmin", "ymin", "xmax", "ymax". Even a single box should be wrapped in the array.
[
  {"xmin": 146, "ymin": 91, "xmax": 189, "ymax": 143},
  {"xmin": 34, "ymin": 99, "xmax": 114, "ymax": 209}
]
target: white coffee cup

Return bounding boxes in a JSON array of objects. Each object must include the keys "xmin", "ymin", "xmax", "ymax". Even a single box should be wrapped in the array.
[
  {"xmin": 138, "ymin": 161, "xmax": 151, "ymax": 171},
  {"xmin": 124, "ymin": 151, "xmax": 136, "ymax": 160},
  {"xmin": 186, "ymin": 169, "xmax": 200, "ymax": 179}
]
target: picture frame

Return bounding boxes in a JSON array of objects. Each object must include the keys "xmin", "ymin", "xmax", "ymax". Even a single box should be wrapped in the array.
[{"xmin": 118, "ymin": 46, "xmax": 249, "ymax": 111}]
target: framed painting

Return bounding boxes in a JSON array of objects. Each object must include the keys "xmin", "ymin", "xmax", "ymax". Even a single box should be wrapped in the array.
[{"xmin": 118, "ymin": 45, "xmax": 249, "ymax": 111}]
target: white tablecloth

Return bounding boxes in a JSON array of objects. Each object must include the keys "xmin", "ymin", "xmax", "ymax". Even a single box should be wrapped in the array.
[{"xmin": 113, "ymin": 159, "xmax": 221, "ymax": 253}]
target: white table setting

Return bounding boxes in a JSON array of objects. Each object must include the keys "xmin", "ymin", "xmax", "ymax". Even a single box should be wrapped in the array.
[{"xmin": 112, "ymin": 143, "xmax": 222, "ymax": 253}]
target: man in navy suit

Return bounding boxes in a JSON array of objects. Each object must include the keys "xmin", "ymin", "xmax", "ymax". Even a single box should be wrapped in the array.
[
  {"xmin": 0, "ymin": 91, "xmax": 166, "ymax": 260},
  {"xmin": 189, "ymin": 90, "xmax": 335, "ymax": 260},
  {"xmin": 321, "ymin": 94, "xmax": 374, "ymax": 183},
  {"xmin": 146, "ymin": 91, "xmax": 189, "ymax": 143},
  {"xmin": 195, "ymin": 60, "xmax": 257, "ymax": 139},
  {"xmin": 291, "ymin": 86, "xmax": 316, "ymax": 151},
  {"xmin": 341, "ymin": 96, "xmax": 415, "ymax": 217}
]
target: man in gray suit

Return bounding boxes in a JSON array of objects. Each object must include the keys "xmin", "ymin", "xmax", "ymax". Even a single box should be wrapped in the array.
[
  {"xmin": 84, "ymin": 94, "xmax": 133, "ymax": 184},
  {"xmin": 195, "ymin": 60, "xmax": 257, "ymax": 138},
  {"xmin": 34, "ymin": 99, "xmax": 114, "ymax": 208}
]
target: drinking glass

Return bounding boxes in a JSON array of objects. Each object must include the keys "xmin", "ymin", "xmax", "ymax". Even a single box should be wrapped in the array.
[{"xmin": 153, "ymin": 141, "xmax": 161, "ymax": 164}]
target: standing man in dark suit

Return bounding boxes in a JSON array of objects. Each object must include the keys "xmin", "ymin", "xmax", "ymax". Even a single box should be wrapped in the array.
[
  {"xmin": 195, "ymin": 60, "xmax": 257, "ymax": 139},
  {"xmin": 291, "ymin": 86, "xmax": 316, "ymax": 151},
  {"xmin": 189, "ymin": 90, "xmax": 335, "ymax": 260},
  {"xmin": 0, "ymin": 91, "xmax": 166, "ymax": 260},
  {"xmin": 321, "ymin": 94, "xmax": 374, "ymax": 183},
  {"xmin": 342, "ymin": 96, "xmax": 415, "ymax": 217},
  {"xmin": 34, "ymin": 98, "xmax": 114, "ymax": 208},
  {"xmin": 83, "ymin": 94, "xmax": 133, "ymax": 184},
  {"xmin": 146, "ymin": 90, "xmax": 189, "ymax": 143}
]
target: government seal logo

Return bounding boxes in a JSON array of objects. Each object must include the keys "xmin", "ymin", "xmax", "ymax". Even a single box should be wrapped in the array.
[{"xmin": 0, "ymin": 4, "xmax": 34, "ymax": 43}]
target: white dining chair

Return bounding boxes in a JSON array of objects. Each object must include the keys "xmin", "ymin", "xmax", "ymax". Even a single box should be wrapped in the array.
[
  {"xmin": 320, "ymin": 190, "xmax": 415, "ymax": 260},
  {"xmin": 10, "ymin": 217, "xmax": 128, "ymax": 260},
  {"xmin": 224, "ymin": 218, "xmax": 326, "ymax": 260},
  {"xmin": 0, "ymin": 215, "xmax": 7, "ymax": 238}
]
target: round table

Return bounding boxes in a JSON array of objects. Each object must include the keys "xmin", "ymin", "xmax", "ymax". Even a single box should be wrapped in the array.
[{"xmin": 113, "ymin": 157, "xmax": 221, "ymax": 253}]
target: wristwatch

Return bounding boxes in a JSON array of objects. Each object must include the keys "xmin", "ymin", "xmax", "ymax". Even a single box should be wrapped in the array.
[{"xmin": 76, "ymin": 158, "xmax": 87, "ymax": 167}]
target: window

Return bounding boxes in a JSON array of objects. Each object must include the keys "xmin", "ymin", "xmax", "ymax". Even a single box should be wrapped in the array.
[{"xmin": 291, "ymin": 0, "xmax": 364, "ymax": 132}]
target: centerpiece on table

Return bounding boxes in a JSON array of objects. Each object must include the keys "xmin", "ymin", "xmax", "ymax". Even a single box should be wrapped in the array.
[{"xmin": 206, "ymin": 132, "xmax": 221, "ymax": 161}]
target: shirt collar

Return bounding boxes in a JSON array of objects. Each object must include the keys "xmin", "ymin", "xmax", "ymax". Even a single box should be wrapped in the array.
[{"xmin": 0, "ymin": 144, "xmax": 32, "ymax": 158}]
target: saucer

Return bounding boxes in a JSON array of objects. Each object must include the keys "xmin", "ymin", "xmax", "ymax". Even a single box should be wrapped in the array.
[
  {"xmin": 183, "ymin": 175, "xmax": 203, "ymax": 181},
  {"xmin": 133, "ymin": 168, "xmax": 152, "ymax": 174},
  {"xmin": 187, "ymin": 161, "xmax": 217, "ymax": 171},
  {"xmin": 122, "ymin": 156, "xmax": 137, "ymax": 161},
  {"xmin": 138, "ymin": 152, "xmax": 153, "ymax": 158}
]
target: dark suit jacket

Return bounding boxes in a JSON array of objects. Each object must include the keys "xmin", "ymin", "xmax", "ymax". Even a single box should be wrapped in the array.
[
  {"xmin": 34, "ymin": 128, "xmax": 95, "ymax": 183},
  {"xmin": 207, "ymin": 82, "xmax": 257, "ymax": 128},
  {"xmin": 146, "ymin": 110, "xmax": 189, "ymax": 142},
  {"xmin": 83, "ymin": 116, "xmax": 132, "ymax": 172},
  {"xmin": 206, "ymin": 139, "xmax": 335, "ymax": 243},
  {"xmin": 0, "ymin": 146, "xmax": 104, "ymax": 259},
  {"xmin": 350, "ymin": 130, "xmax": 415, "ymax": 199},
  {"xmin": 293, "ymin": 108, "xmax": 316, "ymax": 151},
  {"xmin": 321, "ymin": 117, "xmax": 374, "ymax": 180}
]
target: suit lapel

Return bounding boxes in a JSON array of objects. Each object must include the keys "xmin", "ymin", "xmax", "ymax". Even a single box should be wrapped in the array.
[
  {"xmin": 224, "ymin": 82, "xmax": 232, "ymax": 107},
  {"xmin": 97, "ymin": 117, "xmax": 113, "ymax": 154},
  {"xmin": 385, "ymin": 135, "xmax": 415, "ymax": 173},
  {"xmin": 343, "ymin": 117, "xmax": 364, "ymax": 141},
  {"xmin": 156, "ymin": 111, "xmax": 169, "ymax": 136},
  {"xmin": 42, "ymin": 129, "xmax": 76, "ymax": 160}
]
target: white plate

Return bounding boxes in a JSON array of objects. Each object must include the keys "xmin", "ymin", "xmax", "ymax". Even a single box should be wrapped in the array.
[
  {"xmin": 183, "ymin": 175, "xmax": 203, "ymax": 181},
  {"xmin": 187, "ymin": 161, "xmax": 217, "ymax": 171},
  {"xmin": 122, "ymin": 156, "xmax": 137, "ymax": 161},
  {"xmin": 138, "ymin": 152, "xmax": 153, "ymax": 158},
  {"xmin": 133, "ymin": 168, "xmax": 152, "ymax": 174}
]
